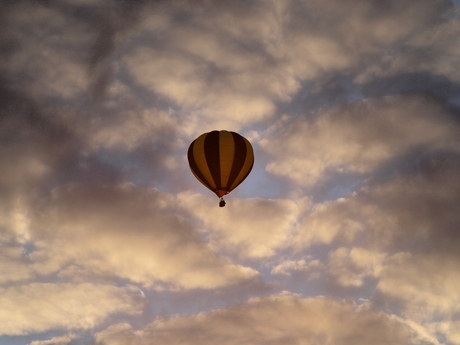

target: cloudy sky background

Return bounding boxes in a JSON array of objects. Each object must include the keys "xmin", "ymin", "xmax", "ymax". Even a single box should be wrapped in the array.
[{"xmin": 1, "ymin": 0, "xmax": 460, "ymax": 344}]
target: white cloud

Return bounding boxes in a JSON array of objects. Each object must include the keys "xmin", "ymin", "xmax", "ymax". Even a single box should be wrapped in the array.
[
  {"xmin": 123, "ymin": 45, "xmax": 282, "ymax": 135},
  {"xmin": 431, "ymin": 321, "xmax": 460, "ymax": 345},
  {"xmin": 261, "ymin": 95, "xmax": 460, "ymax": 187},
  {"xmin": 0, "ymin": 283, "xmax": 143, "ymax": 336},
  {"xmin": 327, "ymin": 247, "xmax": 386, "ymax": 287},
  {"xmin": 122, "ymin": 1, "xmax": 299, "ymax": 135},
  {"xmin": 295, "ymin": 196, "xmax": 370, "ymax": 248},
  {"xmin": 28, "ymin": 334, "xmax": 74, "ymax": 345},
  {"xmin": 0, "ymin": 245, "xmax": 34, "ymax": 284},
  {"xmin": 30, "ymin": 184, "xmax": 258, "ymax": 290},
  {"xmin": 378, "ymin": 253, "xmax": 460, "ymax": 322},
  {"xmin": 179, "ymin": 192, "xmax": 302, "ymax": 259},
  {"xmin": 271, "ymin": 258, "xmax": 323, "ymax": 277},
  {"xmin": 295, "ymin": 148, "xmax": 460, "ymax": 253},
  {"xmin": 94, "ymin": 294, "xmax": 425, "ymax": 345},
  {"xmin": 84, "ymin": 108, "xmax": 177, "ymax": 152},
  {"xmin": 291, "ymin": 151, "xmax": 460, "ymax": 341}
]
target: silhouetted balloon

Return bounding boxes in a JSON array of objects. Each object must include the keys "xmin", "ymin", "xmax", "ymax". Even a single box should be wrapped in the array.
[{"xmin": 188, "ymin": 130, "xmax": 254, "ymax": 207}]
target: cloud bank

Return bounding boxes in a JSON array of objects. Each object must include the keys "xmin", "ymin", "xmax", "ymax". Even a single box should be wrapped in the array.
[{"xmin": 1, "ymin": 0, "xmax": 459, "ymax": 344}]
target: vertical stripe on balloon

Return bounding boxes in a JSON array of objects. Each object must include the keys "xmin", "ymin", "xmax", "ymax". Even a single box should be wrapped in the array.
[{"xmin": 204, "ymin": 131, "xmax": 221, "ymax": 189}]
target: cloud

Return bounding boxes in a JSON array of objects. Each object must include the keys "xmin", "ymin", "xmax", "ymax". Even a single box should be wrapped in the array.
[
  {"xmin": 0, "ymin": 283, "xmax": 143, "ymax": 336},
  {"xmin": 0, "ymin": 245, "xmax": 34, "ymax": 284},
  {"xmin": 94, "ymin": 294, "xmax": 429, "ymax": 345},
  {"xmin": 295, "ymin": 148, "xmax": 460, "ymax": 252},
  {"xmin": 377, "ymin": 252, "xmax": 460, "ymax": 322},
  {"xmin": 355, "ymin": 8, "xmax": 460, "ymax": 84},
  {"xmin": 28, "ymin": 334, "xmax": 74, "ymax": 345},
  {"xmin": 179, "ymin": 192, "xmax": 302, "ymax": 259},
  {"xmin": 0, "ymin": 0, "xmax": 155, "ymax": 101},
  {"xmin": 124, "ymin": 38, "xmax": 289, "ymax": 135},
  {"xmin": 1, "ymin": 0, "xmax": 460, "ymax": 344},
  {"xmin": 292, "ymin": 150, "xmax": 460, "ymax": 337},
  {"xmin": 121, "ymin": 0, "xmax": 451, "ymax": 136},
  {"xmin": 28, "ymin": 184, "xmax": 258, "ymax": 290},
  {"xmin": 83, "ymin": 107, "xmax": 177, "ymax": 152},
  {"xmin": 262, "ymin": 94, "xmax": 460, "ymax": 188},
  {"xmin": 271, "ymin": 0, "xmax": 450, "ymax": 82},
  {"xmin": 0, "ymin": 2, "xmax": 92, "ymax": 99},
  {"xmin": 0, "ymin": 86, "xmax": 77, "ymax": 194},
  {"xmin": 431, "ymin": 321, "xmax": 460, "ymax": 345},
  {"xmin": 270, "ymin": 258, "xmax": 323, "ymax": 277},
  {"xmin": 0, "ymin": 54, "xmax": 258, "ymax": 292},
  {"xmin": 327, "ymin": 247, "xmax": 386, "ymax": 287},
  {"xmin": 0, "ymin": 85, "xmax": 82, "ymax": 276}
]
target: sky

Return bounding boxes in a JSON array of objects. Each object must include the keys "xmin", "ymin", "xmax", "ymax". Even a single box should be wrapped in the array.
[{"xmin": 1, "ymin": 0, "xmax": 460, "ymax": 344}]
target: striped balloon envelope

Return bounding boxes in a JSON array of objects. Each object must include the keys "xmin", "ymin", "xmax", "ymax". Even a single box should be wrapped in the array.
[{"xmin": 187, "ymin": 130, "xmax": 254, "ymax": 207}]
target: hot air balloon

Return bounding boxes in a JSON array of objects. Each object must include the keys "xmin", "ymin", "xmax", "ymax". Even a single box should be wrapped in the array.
[{"xmin": 187, "ymin": 130, "xmax": 254, "ymax": 207}]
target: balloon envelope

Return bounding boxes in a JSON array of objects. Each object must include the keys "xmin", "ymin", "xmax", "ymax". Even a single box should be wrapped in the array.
[{"xmin": 187, "ymin": 130, "xmax": 254, "ymax": 198}]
